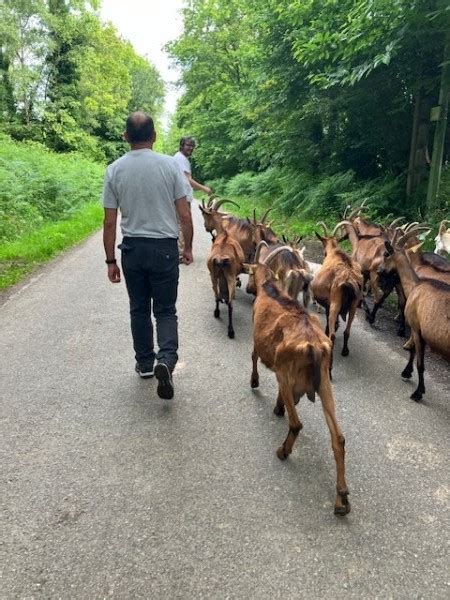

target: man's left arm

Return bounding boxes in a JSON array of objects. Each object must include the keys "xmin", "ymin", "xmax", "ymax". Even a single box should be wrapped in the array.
[{"xmin": 103, "ymin": 208, "xmax": 121, "ymax": 283}]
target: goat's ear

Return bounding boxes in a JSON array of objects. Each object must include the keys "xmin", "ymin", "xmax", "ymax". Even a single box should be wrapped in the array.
[
  {"xmin": 242, "ymin": 262, "xmax": 253, "ymax": 273},
  {"xmin": 408, "ymin": 242, "xmax": 423, "ymax": 254},
  {"xmin": 384, "ymin": 241, "xmax": 394, "ymax": 256}
]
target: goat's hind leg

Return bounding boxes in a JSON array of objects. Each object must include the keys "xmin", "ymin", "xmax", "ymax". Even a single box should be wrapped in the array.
[
  {"xmin": 214, "ymin": 298, "xmax": 220, "ymax": 318},
  {"xmin": 342, "ymin": 301, "xmax": 357, "ymax": 357},
  {"xmin": 401, "ymin": 345, "xmax": 415, "ymax": 379},
  {"xmin": 410, "ymin": 332, "xmax": 426, "ymax": 402},
  {"xmin": 319, "ymin": 375, "xmax": 350, "ymax": 515},
  {"xmin": 273, "ymin": 385, "xmax": 285, "ymax": 417},
  {"xmin": 250, "ymin": 348, "xmax": 259, "ymax": 388},
  {"xmin": 276, "ymin": 383, "xmax": 302, "ymax": 460},
  {"xmin": 227, "ymin": 301, "xmax": 235, "ymax": 339}
]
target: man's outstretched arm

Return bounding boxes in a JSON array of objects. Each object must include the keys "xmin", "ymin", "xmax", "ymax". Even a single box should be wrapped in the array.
[{"xmin": 186, "ymin": 173, "xmax": 212, "ymax": 196}]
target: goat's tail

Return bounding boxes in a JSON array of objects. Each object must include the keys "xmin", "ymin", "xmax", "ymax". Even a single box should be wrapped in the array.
[
  {"xmin": 338, "ymin": 281, "xmax": 360, "ymax": 321},
  {"xmin": 214, "ymin": 257, "xmax": 231, "ymax": 268}
]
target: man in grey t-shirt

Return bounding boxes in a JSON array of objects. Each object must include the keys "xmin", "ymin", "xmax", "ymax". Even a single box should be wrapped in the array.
[{"xmin": 103, "ymin": 112, "xmax": 193, "ymax": 400}]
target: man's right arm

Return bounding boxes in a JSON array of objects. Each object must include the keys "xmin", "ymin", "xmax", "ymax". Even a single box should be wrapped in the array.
[{"xmin": 175, "ymin": 197, "xmax": 194, "ymax": 264}]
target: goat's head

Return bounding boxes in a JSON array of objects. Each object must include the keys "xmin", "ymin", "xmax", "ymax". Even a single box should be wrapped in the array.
[
  {"xmin": 198, "ymin": 197, "xmax": 240, "ymax": 232},
  {"xmin": 434, "ymin": 220, "xmax": 450, "ymax": 255},
  {"xmin": 248, "ymin": 208, "xmax": 278, "ymax": 245},
  {"xmin": 315, "ymin": 221, "xmax": 346, "ymax": 256},
  {"xmin": 378, "ymin": 226, "xmax": 430, "ymax": 276}
]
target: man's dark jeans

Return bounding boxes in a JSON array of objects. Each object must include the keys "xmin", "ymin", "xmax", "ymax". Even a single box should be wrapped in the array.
[{"xmin": 119, "ymin": 237, "xmax": 179, "ymax": 370}]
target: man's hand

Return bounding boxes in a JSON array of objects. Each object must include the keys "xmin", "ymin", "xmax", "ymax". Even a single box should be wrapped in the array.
[
  {"xmin": 205, "ymin": 186, "xmax": 213, "ymax": 195},
  {"xmin": 182, "ymin": 249, "xmax": 194, "ymax": 265},
  {"xmin": 107, "ymin": 263, "xmax": 121, "ymax": 283}
]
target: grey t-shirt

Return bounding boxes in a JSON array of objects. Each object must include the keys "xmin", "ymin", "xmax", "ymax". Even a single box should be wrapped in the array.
[{"xmin": 102, "ymin": 149, "xmax": 187, "ymax": 238}]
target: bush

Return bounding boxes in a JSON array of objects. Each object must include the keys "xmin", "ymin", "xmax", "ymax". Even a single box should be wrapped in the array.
[
  {"xmin": 251, "ymin": 167, "xmax": 285, "ymax": 201},
  {"xmin": 0, "ymin": 134, "xmax": 105, "ymax": 242},
  {"xmin": 225, "ymin": 171, "xmax": 255, "ymax": 196}
]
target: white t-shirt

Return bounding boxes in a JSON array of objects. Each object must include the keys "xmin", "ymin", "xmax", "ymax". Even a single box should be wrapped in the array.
[
  {"xmin": 102, "ymin": 149, "xmax": 187, "ymax": 239},
  {"xmin": 173, "ymin": 151, "xmax": 193, "ymax": 202}
]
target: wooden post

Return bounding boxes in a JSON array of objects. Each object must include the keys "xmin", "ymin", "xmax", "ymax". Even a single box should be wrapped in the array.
[{"xmin": 426, "ymin": 31, "xmax": 450, "ymax": 212}]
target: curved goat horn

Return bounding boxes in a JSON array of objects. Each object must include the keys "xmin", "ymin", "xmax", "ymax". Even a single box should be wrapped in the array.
[
  {"xmin": 253, "ymin": 208, "xmax": 257, "ymax": 225},
  {"xmin": 332, "ymin": 220, "xmax": 353, "ymax": 237},
  {"xmin": 343, "ymin": 205, "xmax": 351, "ymax": 219},
  {"xmin": 255, "ymin": 240, "xmax": 269, "ymax": 263},
  {"xmin": 213, "ymin": 198, "xmax": 240, "ymax": 211},
  {"xmin": 316, "ymin": 221, "xmax": 330, "ymax": 236},
  {"xmin": 261, "ymin": 207, "xmax": 274, "ymax": 224},
  {"xmin": 397, "ymin": 227, "xmax": 431, "ymax": 248},
  {"xmin": 404, "ymin": 221, "xmax": 420, "ymax": 233},
  {"xmin": 388, "ymin": 216, "xmax": 405, "ymax": 228},
  {"xmin": 262, "ymin": 245, "xmax": 293, "ymax": 266}
]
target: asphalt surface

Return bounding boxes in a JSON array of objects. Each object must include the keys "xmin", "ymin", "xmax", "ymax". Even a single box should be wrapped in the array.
[{"xmin": 1, "ymin": 204, "xmax": 449, "ymax": 599}]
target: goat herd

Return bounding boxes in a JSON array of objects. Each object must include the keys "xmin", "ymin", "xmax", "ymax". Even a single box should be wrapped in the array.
[{"xmin": 199, "ymin": 197, "xmax": 450, "ymax": 516}]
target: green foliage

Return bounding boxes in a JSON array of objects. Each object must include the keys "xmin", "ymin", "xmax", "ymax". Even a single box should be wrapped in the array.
[
  {"xmin": 1, "ymin": 1, "xmax": 164, "ymax": 160},
  {"xmin": 169, "ymin": 0, "xmax": 448, "ymax": 219},
  {"xmin": 224, "ymin": 172, "xmax": 255, "ymax": 197},
  {"xmin": 0, "ymin": 134, "xmax": 104, "ymax": 242},
  {"xmin": 212, "ymin": 166, "xmax": 419, "ymax": 228}
]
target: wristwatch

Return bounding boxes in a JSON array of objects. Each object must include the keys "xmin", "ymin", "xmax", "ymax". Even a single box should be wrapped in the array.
[{"xmin": 105, "ymin": 258, "xmax": 117, "ymax": 264}]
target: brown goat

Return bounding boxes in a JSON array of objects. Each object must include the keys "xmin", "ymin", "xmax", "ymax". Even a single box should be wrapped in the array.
[
  {"xmin": 207, "ymin": 230, "xmax": 245, "ymax": 338},
  {"xmin": 380, "ymin": 231, "xmax": 450, "ymax": 401},
  {"xmin": 311, "ymin": 224, "xmax": 363, "ymax": 369},
  {"xmin": 246, "ymin": 241, "xmax": 313, "ymax": 306},
  {"xmin": 248, "ymin": 263, "xmax": 350, "ymax": 515}
]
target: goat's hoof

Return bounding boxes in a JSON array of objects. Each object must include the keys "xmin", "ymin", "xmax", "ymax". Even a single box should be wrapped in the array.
[
  {"xmin": 341, "ymin": 347, "xmax": 349, "ymax": 357},
  {"xmin": 276, "ymin": 447, "xmax": 288, "ymax": 461},
  {"xmin": 410, "ymin": 389, "xmax": 423, "ymax": 402},
  {"xmin": 334, "ymin": 501, "xmax": 351, "ymax": 516},
  {"xmin": 214, "ymin": 309, "xmax": 220, "ymax": 318},
  {"xmin": 273, "ymin": 404, "xmax": 285, "ymax": 417},
  {"xmin": 366, "ymin": 313, "xmax": 375, "ymax": 325},
  {"xmin": 334, "ymin": 490, "xmax": 350, "ymax": 515},
  {"xmin": 228, "ymin": 330, "xmax": 235, "ymax": 339},
  {"xmin": 250, "ymin": 377, "xmax": 259, "ymax": 389},
  {"xmin": 236, "ymin": 278, "xmax": 241, "ymax": 288},
  {"xmin": 401, "ymin": 368, "xmax": 413, "ymax": 379}
]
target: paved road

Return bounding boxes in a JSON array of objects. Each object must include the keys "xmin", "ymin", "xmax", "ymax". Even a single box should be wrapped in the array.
[{"xmin": 1, "ymin": 205, "xmax": 449, "ymax": 598}]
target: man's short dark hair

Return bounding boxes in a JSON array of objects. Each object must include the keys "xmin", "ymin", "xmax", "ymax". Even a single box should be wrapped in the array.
[
  {"xmin": 126, "ymin": 112, "xmax": 154, "ymax": 143},
  {"xmin": 179, "ymin": 136, "xmax": 196, "ymax": 150}
]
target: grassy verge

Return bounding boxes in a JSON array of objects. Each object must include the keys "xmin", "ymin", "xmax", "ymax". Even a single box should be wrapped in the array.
[{"xmin": 0, "ymin": 201, "xmax": 103, "ymax": 290}]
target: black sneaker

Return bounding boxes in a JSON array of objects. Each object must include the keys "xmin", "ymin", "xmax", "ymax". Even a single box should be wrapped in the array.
[
  {"xmin": 154, "ymin": 363, "xmax": 174, "ymax": 399},
  {"xmin": 135, "ymin": 362, "xmax": 154, "ymax": 379}
]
